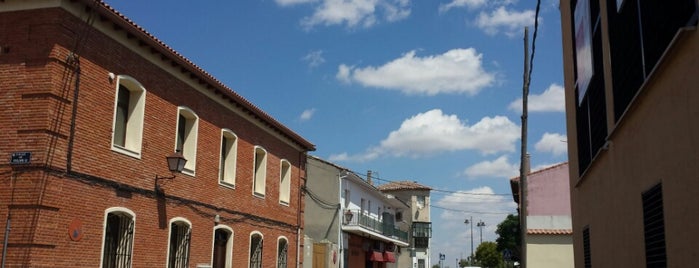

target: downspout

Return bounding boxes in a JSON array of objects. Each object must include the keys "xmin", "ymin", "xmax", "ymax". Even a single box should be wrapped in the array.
[
  {"xmin": 297, "ymin": 151, "xmax": 307, "ymax": 268},
  {"xmin": 66, "ymin": 53, "xmax": 80, "ymax": 173}
]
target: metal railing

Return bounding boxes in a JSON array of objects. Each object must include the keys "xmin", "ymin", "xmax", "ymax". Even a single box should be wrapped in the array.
[{"xmin": 343, "ymin": 210, "xmax": 408, "ymax": 243}]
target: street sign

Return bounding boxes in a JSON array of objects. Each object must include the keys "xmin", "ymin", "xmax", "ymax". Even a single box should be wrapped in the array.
[{"xmin": 10, "ymin": 152, "xmax": 31, "ymax": 164}]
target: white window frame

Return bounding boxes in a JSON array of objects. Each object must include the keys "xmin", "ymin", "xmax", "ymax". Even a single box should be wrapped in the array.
[
  {"xmin": 279, "ymin": 160, "xmax": 291, "ymax": 205},
  {"xmin": 211, "ymin": 225, "xmax": 234, "ymax": 268},
  {"xmin": 219, "ymin": 129, "xmax": 238, "ymax": 187},
  {"xmin": 100, "ymin": 207, "xmax": 136, "ymax": 268},
  {"xmin": 276, "ymin": 236, "xmax": 289, "ymax": 268},
  {"xmin": 248, "ymin": 231, "xmax": 264, "ymax": 268},
  {"xmin": 175, "ymin": 106, "xmax": 198, "ymax": 176},
  {"xmin": 166, "ymin": 217, "xmax": 192, "ymax": 268},
  {"xmin": 111, "ymin": 75, "xmax": 146, "ymax": 158},
  {"xmin": 252, "ymin": 146, "xmax": 267, "ymax": 197}
]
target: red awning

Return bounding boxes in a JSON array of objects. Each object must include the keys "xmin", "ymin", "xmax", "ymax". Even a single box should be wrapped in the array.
[
  {"xmin": 383, "ymin": 251, "xmax": 396, "ymax": 263},
  {"xmin": 368, "ymin": 251, "xmax": 384, "ymax": 262}
]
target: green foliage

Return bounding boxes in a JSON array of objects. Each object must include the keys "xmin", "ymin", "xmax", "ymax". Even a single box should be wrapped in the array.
[
  {"xmin": 474, "ymin": 241, "xmax": 503, "ymax": 268},
  {"xmin": 495, "ymin": 214, "xmax": 521, "ymax": 261}
]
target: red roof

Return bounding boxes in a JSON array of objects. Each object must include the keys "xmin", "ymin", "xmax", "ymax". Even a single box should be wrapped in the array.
[{"xmin": 377, "ymin": 181, "xmax": 432, "ymax": 191}]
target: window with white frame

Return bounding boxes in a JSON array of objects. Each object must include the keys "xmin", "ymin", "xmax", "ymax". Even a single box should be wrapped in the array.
[
  {"xmin": 212, "ymin": 227, "xmax": 233, "ymax": 268},
  {"xmin": 101, "ymin": 209, "xmax": 135, "ymax": 268},
  {"xmin": 167, "ymin": 219, "xmax": 191, "ymax": 268},
  {"xmin": 220, "ymin": 129, "xmax": 238, "ymax": 186},
  {"xmin": 277, "ymin": 237, "xmax": 288, "ymax": 268},
  {"xmin": 111, "ymin": 76, "xmax": 145, "ymax": 158},
  {"xmin": 249, "ymin": 233, "xmax": 263, "ymax": 268},
  {"xmin": 175, "ymin": 107, "xmax": 198, "ymax": 175},
  {"xmin": 253, "ymin": 147, "xmax": 267, "ymax": 197},
  {"xmin": 279, "ymin": 160, "xmax": 291, "ymax": 205}
]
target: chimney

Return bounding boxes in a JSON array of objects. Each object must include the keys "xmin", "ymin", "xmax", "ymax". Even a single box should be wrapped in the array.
[
  {"xmin": 524, "ymin": 153, "xmax": 531, "ymax": 175},
  {"xmin": 367, "ymin": 170, "xmax": 373, "ymax": 186}
]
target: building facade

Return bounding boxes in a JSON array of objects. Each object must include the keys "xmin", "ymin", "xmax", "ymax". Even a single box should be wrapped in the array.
[
  {"xmin": 377, "ymin": 181, "xmax": 432, "ymax": 268},
  {"xmin": 510, "ymin": 162, "xmax": 573, "ymax": 268},
  {"xmin": 560, "ymin": 0, "xmax": 699, "ymax": 266},
  {"xmin": 0, "ymin": 1, "xmax": 314, "ymax": 267},
  {"xmin": 304, "ymin": 156, "xmax": 409, "ymax": 268}
]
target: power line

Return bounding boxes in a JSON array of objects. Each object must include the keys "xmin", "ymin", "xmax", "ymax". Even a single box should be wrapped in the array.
[{"xmin": 430, "ymin": 205, "xmax": 515, "ymax": 215}]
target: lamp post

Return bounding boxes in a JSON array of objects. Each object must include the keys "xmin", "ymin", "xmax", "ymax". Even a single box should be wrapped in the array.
[
  {"xmin": 464, "ymin": 216, "xmax": 473, "ymax": 265},
  {"xmin": 477, "ymin": 220, "xmax": 485, "ymax": 244}
]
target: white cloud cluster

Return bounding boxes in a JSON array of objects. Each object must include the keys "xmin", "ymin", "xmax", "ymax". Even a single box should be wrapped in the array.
[
  {"xmin": 302, "ymin": 50, "xmax": 326, "ymax": 68},
  {"xmin": 328, "ymin": 109, "xmax": 519, "ymax": 162},
  {"xmin": 277, "ymin": 0, "xmax": 410, "ymax": 29},
  {"xmin": 475, "ymin": 6, "xmax": 535, "ymax": 37},
  {"xmin": 275, "ymin": 0, "xmax": 317, "ymax": 6},
  {"xmin": 299, "ymin": 108, "xmax": 317, "ymax": 121},
  {"xmin": 438, "ymin": 0, "xmax": 487, "ymax": 12},
  {"xmin": 463, "ymin": 155, "xmax": 519, "ymax": 178},
  {"xmin": 432, "ymin": 186, "xmax": 517, "ymax": 261},
  {"xmin": 535, "ymin": 132, "xmax": 567, "ymax": 156},
  {"xmin": 509, "ymin": 83, "xmax": 565, "ymax": 113},
  {"xmin": 336, "ymin": 49, "xmax": 495, "ymax": 96}
]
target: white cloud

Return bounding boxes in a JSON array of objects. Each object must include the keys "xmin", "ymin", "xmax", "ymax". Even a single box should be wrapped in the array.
[
  {"xmin": 336, "ymin": 64, "xmax": 352, "ymax": 83},
  {"xmin": 328, "ymin": 109, "xmax": 519, "ymax": 162},
  {"xmin": 275, "ymin": 0, "xmax": 317, "ymax": 6},
  {"xmin": 464, "ymin": 155, "xmax": 519, "ymax": 178},
  {"xmin": 432, "ymin": 186, "xmax": 517, "ymax": 262},
  {"xmin": 299, "ymin": 108, "xmax": 317, "ymax": 121},
  {"xmin": 475, "ymin": 6, "xmax": 535, "ymax": 37},
  {"xmin": 438, "ymin": 0, "xmax": 487, "ymax": 12},
  {"xmin": 337, "ymin": 49, "xmax": 495, "ymax": 96},
  {"xmin": 535, "ymin": 132, "xmax": 567, "ymax": 156},
  {"xmin": 297, "ymin": 0, "xmax": 411, "ymax": 29},
  {"xmin": 302, "ymin": 50, "xmax": 326, "ymax": 68},
  {"xmin": 509, "ymin": 83, "xmax": 565, "ymax": 113}
]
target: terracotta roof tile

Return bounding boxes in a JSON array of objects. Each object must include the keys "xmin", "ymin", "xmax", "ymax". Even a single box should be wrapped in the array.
[
  {"xmin": 527, "ymin": 229, "xmax": 573, "ymax": 235},
  {"xmin": 377, "ymin": 181, "xmax": 432, "ymax": 191}
]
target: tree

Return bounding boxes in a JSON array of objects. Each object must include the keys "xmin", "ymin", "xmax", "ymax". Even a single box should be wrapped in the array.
[
  {"xmin": 495, "ymin": 214, "xmax": 521, "ymax": 261},
  {"xmin": 474, "ymin": 241, "xmax": 504, "ymax": 267}
]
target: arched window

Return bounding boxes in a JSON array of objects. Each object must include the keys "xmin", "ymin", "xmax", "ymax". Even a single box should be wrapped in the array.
[
  {"xmin": 111, "ymin": 75, "xmax": 146, "ymax": 158},
  {"xmin": 252, "ymin": 147, "xmax": 267, "ymax": 197},
  {"xmin": 101, "ymin": 208, "xmax": 135, "ymax": 268},
  {"xmin": 212, "ymin": 226, "xmax": 234, "ymax": 268},
  {"xmin": 167, "ymin": 218, "xmax": 191, "ymax": 268},
  {"xmin": 249, "ymin": 232, "xmax": 264, "ymax": 268},
  {"xmin": 279, "ymin": 160, "xmax": 291, "ymax": 205},
  {"xmin": 175, "ymin": 106, "xmax": 198, "ymax": 175},
  {"xmin": 220, "ymin": 129, "xmax": 238, "ymax": 187},
  {"xmin": 277, "ymin": 237, "xmax": 289, "ymax": 268}
]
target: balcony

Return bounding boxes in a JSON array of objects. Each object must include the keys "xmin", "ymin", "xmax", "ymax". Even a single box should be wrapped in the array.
[{"xmin": 343, "ymin": 210, "xmax": 409, "ymax": 245}]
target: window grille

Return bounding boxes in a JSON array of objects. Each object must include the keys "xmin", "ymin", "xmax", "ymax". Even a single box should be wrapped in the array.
[
  {"xmin": 277, "ymin": 239, "xmax": 288, "ymax": 268},
  {"xmin": 643, "ymin": 183, "xmax": 666, "ymax": 267},
  {"xmin": 583, "ymin": 227, "xmax": 591, "ymax": 268},
  {"xmin": 168, "ymin": 222, "xmax": 191, "ymax": 268},
  {"xmin": 102, "ymin": 213, "xmax": 134, "ymax": 268},
  {"xmin": 250, "ymin": 235, "xmax": 263, "ymax": 268}
]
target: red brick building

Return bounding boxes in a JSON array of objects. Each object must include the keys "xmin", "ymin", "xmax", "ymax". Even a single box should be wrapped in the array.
[{"xmin": 0, "ymin": 1, "xmax": 314, "ymax": 267}]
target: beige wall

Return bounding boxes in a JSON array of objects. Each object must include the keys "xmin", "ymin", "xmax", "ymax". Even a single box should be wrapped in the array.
[
  {"xmin": 560, "ymin": 0, "xmax": 699, "ymax": 267},
  {"xmin": 526, "ymin": 235, "xmax": 573, "ymax": 268}
]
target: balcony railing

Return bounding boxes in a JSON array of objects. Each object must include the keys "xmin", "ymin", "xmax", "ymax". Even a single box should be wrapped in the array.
[{"xmin": 343, "ymin": 210, "xmax": 408, "ymax": 243}]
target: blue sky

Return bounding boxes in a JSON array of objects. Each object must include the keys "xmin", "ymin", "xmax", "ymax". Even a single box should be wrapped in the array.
[{"xmin": 106, "ymin": 0, "xmax": 567, "ymax": 264}]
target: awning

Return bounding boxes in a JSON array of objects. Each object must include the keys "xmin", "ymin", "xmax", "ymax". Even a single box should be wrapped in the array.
[
  {"xmin": 383, "ymin": 251, "xmax": 396, "ymax": 263},
  {"xmin": 368, "ymin": 251, "xmax": 384, "ymax": 262}
]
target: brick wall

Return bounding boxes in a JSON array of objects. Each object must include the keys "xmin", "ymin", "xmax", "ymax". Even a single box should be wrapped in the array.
[{"xmin": 0, "ymin": 3, "xmax": 308, "ymax": 267}]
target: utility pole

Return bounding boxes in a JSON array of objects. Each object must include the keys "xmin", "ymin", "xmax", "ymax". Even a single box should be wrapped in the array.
[{"xmin": 519, "ymin": 26, "xmax": 530, "ymax": 268}]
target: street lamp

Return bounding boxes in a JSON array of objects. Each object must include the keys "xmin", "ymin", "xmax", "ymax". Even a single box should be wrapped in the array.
[
  {"xmin": 477, "ymin": 220, "xmax": 485, "ymax": 244},
  {"xmin": 464, "ymin": 216, "xmax": 473, "ymax": 265}
]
